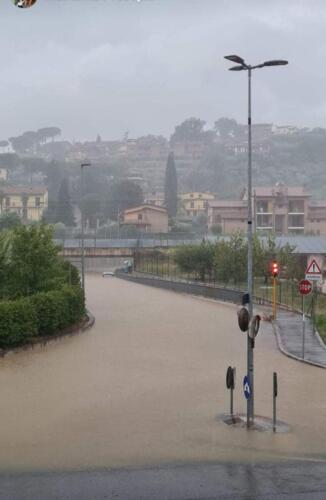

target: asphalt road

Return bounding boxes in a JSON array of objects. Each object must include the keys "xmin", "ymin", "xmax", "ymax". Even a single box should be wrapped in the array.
[{"xmin": 1, "ymin": 461, "xmax": 326, "ymax": 499}]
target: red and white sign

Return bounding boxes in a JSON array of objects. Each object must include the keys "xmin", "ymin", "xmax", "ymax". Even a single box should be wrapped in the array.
[
  {"xmin": 298, "ymin": 279, "xmax": 312, "ymax": 296},
  {"xmin": 305, "ymin": 259, "xmax": 322, "ymax": 281}
]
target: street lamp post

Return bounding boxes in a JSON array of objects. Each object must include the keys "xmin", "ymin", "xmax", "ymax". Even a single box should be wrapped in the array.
[
  {"xmin": 224, "ymin": 55, "xmax": 288, "ymax": 427},
  {"xmin": 80, "ymin": 161, "xmax": 91, "ymax": 292}
]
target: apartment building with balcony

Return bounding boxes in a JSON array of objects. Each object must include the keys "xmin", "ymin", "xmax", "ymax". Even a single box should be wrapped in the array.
[
  {"xmin": 208, "ymin": 183, "xmax": 326, "ymax": 236},
  {"xmin": 253, "ymin": 185, "xmax": 310, "ymax": 235}
]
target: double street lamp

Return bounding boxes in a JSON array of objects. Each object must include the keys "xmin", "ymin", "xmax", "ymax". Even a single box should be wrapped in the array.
[{"xmin": 224, "ymin": 55, "xmax": 288, "ymax": 427}]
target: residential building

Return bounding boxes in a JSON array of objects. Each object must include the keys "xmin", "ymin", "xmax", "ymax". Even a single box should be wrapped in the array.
[
  {"xmin": 172, "ymin": 142, "xmax": 207, "ymax": 160},
  {"xmin": 253, "ymin": 184, "xmax": 310, "ymax": 235},
  {"xmin": 122, "ymin": 205, "xmax": 168, "ymax": 233},
  {"xmin": 208, "ymin": 183, "xmax": 326, "ymax": 236},
  {"xmin": 208, "ymin": 200, "xmax": 247, "ymax": 234},
  {"xmin": 0, "ymin": 186, "xmax": 48, "ymax": 222},
  {"xmin": 272, "ymin": 125, "xmax": 299, "ymax": 136},
  {"xmin": 181, "ymin": 192, "xmax": 216, "ymax": 217},
  {"xmin": 144, "ymin": 191, "xmax": 165, "ymax": 207},
  {"xmin": 307, "ymin": 202, "xmax": 326, "ymax": 235}
]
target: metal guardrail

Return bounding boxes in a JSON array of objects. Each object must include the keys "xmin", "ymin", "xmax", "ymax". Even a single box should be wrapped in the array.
[
  {"xmin": 55, "ymin": 238, "xmax": 206, "ymax": 249},
  {"xmin": 116, "ymin": 272, "xmax": 244, "ymax": 305}
]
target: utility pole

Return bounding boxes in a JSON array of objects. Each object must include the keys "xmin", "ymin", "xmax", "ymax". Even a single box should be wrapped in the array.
[
  {"xmin": 224, "ymin": 54, "xmax": 288, "ymax": 428},
  {"xmin": 80, "ymin": 161, "xmax": 91, "ymax": 291}
]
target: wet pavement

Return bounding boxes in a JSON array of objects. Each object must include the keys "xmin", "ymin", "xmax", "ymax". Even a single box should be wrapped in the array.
[
  {"xmin": 275, "ymin": 310, "xmax": 326, "ymax": 367},
  {"xmin": 1, "ymin": 460, "xmax": 326, "ymax": 499}
]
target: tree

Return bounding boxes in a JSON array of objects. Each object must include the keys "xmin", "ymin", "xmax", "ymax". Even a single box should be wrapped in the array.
[
  {"xmin": 170, "ymin": 117, "xmax": 206, "ymax": 144},
  {"xmin": 37, "ymin": 127, "xmax": 61, "ymax": 143},
  {"xmin": 0, "ymin": 212, "xmax": 21, "ymax": 231},
  {"xmin": 214, "ymin": 117, "xmax": 239, "ymax": 139},
  {"xmin": 4, "ymin": 225, "xmax": 65, "ymax": 298},
  {"xmin": 164, "ymin": 152, "xmax": 178, "ymax": 217},
  {"xmin": 80, "ymin": 193, "xmax": 103, "ymax": 228},
  {"xmin": 106, "ymin": 180, "xmax": 143, "ymax": 221},
  {"xmin": 175, "ymin": 242, "xmax": 215, "ymax": 281},
  {"xmin": 214, "ymin": 232, "xmax": 247, "ymax": 284},
  {"xmin": 54, "ymin": 178, "xmax": 75, "ymax": 227}
]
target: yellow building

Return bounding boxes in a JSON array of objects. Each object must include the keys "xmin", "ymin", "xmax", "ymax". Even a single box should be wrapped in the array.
[
  {"xmin": 181, "ymin": 192, "xmax": 216, "ymax": 217},
  {"xmin": 0, "ymin": 186, "xmax": 48, "ymax": 222},
  {"xmin": 123, "ymin": 205, "xmax": 168, "ymax": 233}
]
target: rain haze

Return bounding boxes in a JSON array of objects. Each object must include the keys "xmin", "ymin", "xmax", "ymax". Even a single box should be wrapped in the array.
[
  {"xmin": 1, "ymin": 0, "xmax": 326, "ymax": 140},
  {"xmin": 2, "ymin": 2, "xmax": 326, "ymax": 499}
]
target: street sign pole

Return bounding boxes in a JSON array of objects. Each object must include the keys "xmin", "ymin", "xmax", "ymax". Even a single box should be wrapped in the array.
[
  {"xmin": 302, "ymin": 294, "xmax": 305, "ymax": 359},
  {"xmin": 273, "ymin": 372, "xmax": 278, "ymax": 433},
  {"xmin": 247, "ymin": 66, "xmax": 254, "ymax": 428},
  {"xmin": 298, "ymin": 279, "xmax": 313, "ymax": 359},
  {"xmin": 273, "ymin": 277, "xmax": 277, "ymax": 319}
]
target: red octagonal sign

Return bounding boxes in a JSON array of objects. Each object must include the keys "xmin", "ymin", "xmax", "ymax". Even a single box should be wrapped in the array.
[{"xmin": 299, "ymin": 279, "xmax": 312, "ymax": 296}]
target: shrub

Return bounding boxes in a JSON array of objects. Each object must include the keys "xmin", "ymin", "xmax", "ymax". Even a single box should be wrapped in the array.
[
  {"xmin": 0, "ymin": 298, "xmax": 37, "ymax": 348},
  {"xmin": 31, "ymin": 286, "xmax": 85, "ymax": 336}
]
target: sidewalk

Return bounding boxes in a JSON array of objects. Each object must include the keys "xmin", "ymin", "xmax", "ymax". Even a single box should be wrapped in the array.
[{"xmin": 274, "ymin": 309, "xmax": 326, "ymax": 368}]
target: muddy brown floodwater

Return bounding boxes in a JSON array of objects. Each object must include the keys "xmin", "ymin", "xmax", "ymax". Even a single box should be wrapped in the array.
[{"xmin": 0, "ymin": 274, "xmax": 326, "ymax": 472}]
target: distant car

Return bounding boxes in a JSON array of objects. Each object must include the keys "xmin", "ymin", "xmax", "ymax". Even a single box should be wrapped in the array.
[{"xmin": 102, "ymin": 271, "xmax": 115, "ymax": 277}]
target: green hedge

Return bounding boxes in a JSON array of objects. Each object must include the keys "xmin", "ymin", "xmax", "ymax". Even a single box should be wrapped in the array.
[
  {"xmin": 0, "ymin": 299, "xmax": 38, "ymax": 348},
  {"xmin": 0, "ymin": 286, "xmax": 85, "ymax": 349}
]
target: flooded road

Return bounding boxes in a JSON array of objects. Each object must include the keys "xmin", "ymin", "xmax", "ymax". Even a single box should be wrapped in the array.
[{"xmin": 0, "ymin": 274, "xmax": 326, "ymax": 472}]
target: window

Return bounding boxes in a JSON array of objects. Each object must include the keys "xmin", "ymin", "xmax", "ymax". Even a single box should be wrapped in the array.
[
  {"xmin": 198, "ymin": 194, "xmax": 202, "ymax": 198},
  {"xmin": 288, "ymin": 200, "xmax": 304, "ymax": 213},
  {"xmin": 256, "ymin": 200, "xmax": 269, "ymax": 213},
  {"xmin": 35, "ymin": 197, "xmax": 41, "ymax": 207},
  {"xmin": 138, "ymin": 213, "xmax": 143, "ymax": 220},
  {"xmin": 5, "ymin": 197, "xmax": 10, "ymax": 207},
  {"xmin": 288, "ymin": 214, "xmax": 304, "ymax": 228},
  {"xmin": 190, "ymin": 202, "xmax": 194, "ymax": 208}
]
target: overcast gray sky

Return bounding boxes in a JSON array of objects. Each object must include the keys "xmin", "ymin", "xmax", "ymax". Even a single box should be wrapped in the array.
[{"xmin": 2, "ymin": 0, "xmax": 326, "ymax": 141}]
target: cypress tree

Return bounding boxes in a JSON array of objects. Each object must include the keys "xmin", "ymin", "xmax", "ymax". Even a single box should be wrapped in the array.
[
  {"xmin": 54, "ymin": 177, "xmax": 75, "ymax": 226},
  {"xmin": 164, "ymin": 152, "xmax": 178, "ymax": 217}
]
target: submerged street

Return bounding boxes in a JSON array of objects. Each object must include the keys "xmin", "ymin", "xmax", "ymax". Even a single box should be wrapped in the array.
[{"xmin": 0, "ymin": 274, "xmax": 325, "ymax": 472}]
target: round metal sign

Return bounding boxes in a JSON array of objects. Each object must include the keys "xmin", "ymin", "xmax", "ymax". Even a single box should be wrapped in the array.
[
  {"xmin": 238, "ymin": 307, "xmax": 250, "ymax": 332},
  {"xmin": 298, "ymin": 279, "xmax": 312, "ymax": 296}
]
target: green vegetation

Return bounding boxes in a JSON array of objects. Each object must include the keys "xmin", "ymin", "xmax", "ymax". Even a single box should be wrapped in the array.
[
  {"xmin": 0, "ymin": 224, "xmax": 85, "ymax": 349},
  {"xmin": 315, "ymin": 294, "xmax": 326, "ymax": 343},
  {"xmin": 174, "ymin": 233, "xmax": 302, "ymax": 285},
  {"xmin": 164, "ymin": 152, "xmax": 178, "ymax": 217}
]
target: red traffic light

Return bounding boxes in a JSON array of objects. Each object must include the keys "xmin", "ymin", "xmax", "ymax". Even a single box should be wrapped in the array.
[{"xmin": 271, "ymin": 260, "xmax": 279, "ymax": 278}]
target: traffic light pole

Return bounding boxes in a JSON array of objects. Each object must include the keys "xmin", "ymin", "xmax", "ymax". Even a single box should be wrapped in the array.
[
  {"xmin": 247, "ymin": 67, "xmax": 254, "ymax": 428},
  {"xmin": 273, "ymin": 277, "xmax": 277, "ymax": 319}
]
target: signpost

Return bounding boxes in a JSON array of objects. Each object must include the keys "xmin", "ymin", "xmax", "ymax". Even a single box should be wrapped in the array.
[
  {"xmin": 273, "ymin": 372, "xmax": 278, "ymax": 432},
  {"xmin": 305, "ymin": 259, "xmax": 322, "ymax": 337},
  {"xmin": 298, "ymin": 279, "xmax": 312, "ymax": 359},
  {"xmin": 226, "ymin": 366, "xmax": 236, "ymax": 416}
]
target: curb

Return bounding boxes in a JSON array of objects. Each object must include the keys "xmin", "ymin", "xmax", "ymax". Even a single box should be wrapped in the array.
[
  {"xmin": 272, "ymin": 320, "xmax": 326, "ymax": 369},
  {"xmin": 83, "ymin": 309, "xmax": 95, "ymax": 331},
  {"xmin": 0, "ymin": 310, "xmax": 96, "ymax": 357}
]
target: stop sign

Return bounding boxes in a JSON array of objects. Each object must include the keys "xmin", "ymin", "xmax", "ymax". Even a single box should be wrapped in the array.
[{"xmin": 299, "ymin": 279, "xmax": 312, "ymax": 295}]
